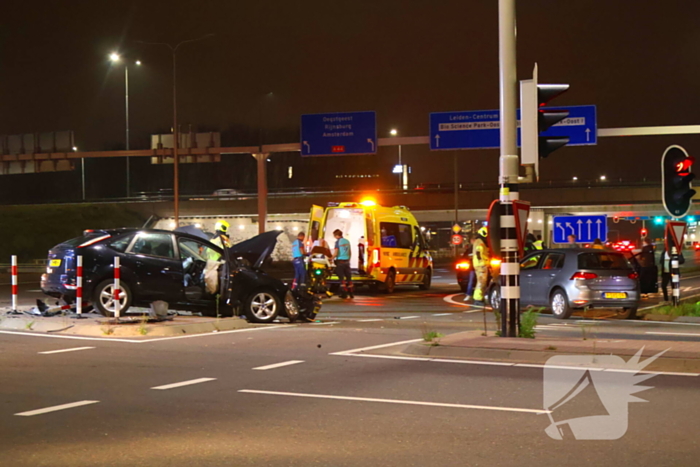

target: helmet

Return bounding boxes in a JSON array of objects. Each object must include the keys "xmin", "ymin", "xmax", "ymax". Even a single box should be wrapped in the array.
[
  {"xmin": 214, "ymin": 220, "xmax": 230, "ymax": 234},
  {"xmin": 477, "ymin": 226, "xmax": 488, "ymax": 238}
]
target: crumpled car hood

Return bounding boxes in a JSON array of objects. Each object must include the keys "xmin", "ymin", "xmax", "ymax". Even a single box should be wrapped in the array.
[{"xmin": 227, "ymin": 231, "xmax": 281, "ymax": 269}]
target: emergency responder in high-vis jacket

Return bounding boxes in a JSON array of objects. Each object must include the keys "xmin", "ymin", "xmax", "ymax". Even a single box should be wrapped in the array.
[
  {"xmin": 333, "ymin": 229, "xmax": 354, "ymax": 299},
  {"xmin": 208, "ymin": 220, "xmax": 231, "ymax": 261},
  {"xmin": 472, "ymin": 226, "xmax": 490, "ymax": 306},
  {"xmin": 291, "ymin": 231, "xmax": 307, "ymax": 290}
]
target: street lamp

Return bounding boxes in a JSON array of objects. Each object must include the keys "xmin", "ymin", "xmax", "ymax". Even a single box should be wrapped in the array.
[
  {"xmin": 389, "ymin": 129, "xmax": 406, "ymax": 189},
  {"xmin": 108, "ymin": 52, "xmax": 141, "ymax": 197},
  {"xmin": 136, "ymin": 33, "xmax": 215, "ymax": 228},
  {"xmin": 600, "ymin": 175, "xmax": 607, "ymax": 181}
]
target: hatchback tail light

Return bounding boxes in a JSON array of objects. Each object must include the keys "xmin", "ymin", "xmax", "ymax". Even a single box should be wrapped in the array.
[
  {"xmin": 628, "ymin": 272, "xmax": 639, "ymax": 280},
  {"xmin": 455, "ymin": 261, "xmax": 470, "ymax": 270},
  {"xmin": 570, "ymin": 271, "xmax": 598, "ymax": 280}
]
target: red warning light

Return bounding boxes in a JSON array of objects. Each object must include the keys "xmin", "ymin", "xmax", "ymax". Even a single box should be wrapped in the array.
[{"xmin": 676, "ymin": 157, "xmax": 694, "ymax": 174}]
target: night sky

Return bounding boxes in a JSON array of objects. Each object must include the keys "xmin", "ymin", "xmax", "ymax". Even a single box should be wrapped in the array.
[{"xmin": 2, "ymin": 1, "xmax": 700, "ymax": 199}]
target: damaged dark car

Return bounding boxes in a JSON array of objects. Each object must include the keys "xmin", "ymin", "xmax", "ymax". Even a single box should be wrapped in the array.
[{"xmin": 40, "ymin": 229, "xmax": 318, "ymax": 323}]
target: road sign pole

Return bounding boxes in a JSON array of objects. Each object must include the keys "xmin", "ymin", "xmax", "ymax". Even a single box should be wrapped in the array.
[{"xmin": 498, "ymin": 0, "xmax": 520, "ymax": 338}]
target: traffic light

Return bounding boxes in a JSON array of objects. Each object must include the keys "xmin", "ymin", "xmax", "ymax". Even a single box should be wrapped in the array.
[
  {"xmin": 662, "ymin": 145, "xmax": 696, "ymax": 218},
  {"xmin": 521, "ymin": 63, "xmax": 570, "ymax": 180},
  {"xmin": 653, "ymin": 216, "xmax": 664, "ymax": 225},
  {"xmin": 640, "ymin": 227, "xmax": 648, "ymax": 237}
]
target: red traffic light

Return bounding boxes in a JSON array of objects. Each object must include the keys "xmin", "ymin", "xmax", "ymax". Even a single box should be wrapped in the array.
[
  {"xmin": 641, "ymin": 228, "xmax": 648, "ymax": 236},
  {"xmin": 675, "ymin": 156, "xmax": 694, "ymax": 174}
]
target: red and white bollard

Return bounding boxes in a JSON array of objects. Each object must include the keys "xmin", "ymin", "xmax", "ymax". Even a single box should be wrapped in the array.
[
  {"xmin": 11, "ymin": 255, "xmax": 18, "ymax": 312},
  {"xmin": 113, "ymin": 256, "xmax": 121, "ymax": 319},
  {"xmin": 76, "ymin": 255, "xmax": 83, "ymax": 317}
]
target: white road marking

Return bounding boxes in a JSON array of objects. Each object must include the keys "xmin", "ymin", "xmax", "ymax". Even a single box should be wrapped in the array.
[
  {"xmin": 15, "ymin": 400, "xmax": 99, "ymax": 417},
  {"xmin": 432, "ymin": 313, "xmax": 452, "ymax": 317},
  {"xmin": 442, "ymin": 294, "xmax": 473, "ymax": 308},
  {"xmin": 330, "ymin": 338, "xmax": 699, "ymax": 376},
  {"xmin": 253, "ymin": 360, "xmax": 304, "ymax": 370},
  {"xmin": 628, "ymin": 320, "xmax": 700, "ymax": 326},
  {"xmin": 0, "ymin": 324, "xmax": 289, "ymax": 344},
  {"xmin": 311, "ymin": 321, "xmax": 340, "ymax": 325},
  {"xmin": 645, "ymin": 331, "xmax": 700, "ymax": 337},
  {"xmin": 330, "ymin": 338, "xmax": 422, "ymax": 355},
  {"xmin": 38, "ymin": 346, "xmax": 95, "ymax": 355},
  {"xmin": 238, "ymin": 389, "xmax": 549, "ymax": 415},
  {"xmin": 398, "ymin": 316, "xmax": 419, "ymax": 320},
  {"xmin": 151, "ymin": 378, "xmax": 216, "ymax": 390},
  {"xmin": 357, "ymin": 318, "xmax": 383, "ymax": 322}
]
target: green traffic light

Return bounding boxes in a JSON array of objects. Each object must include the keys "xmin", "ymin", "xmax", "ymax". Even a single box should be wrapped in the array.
[{"xmin": 654, "ymin": 217, "xmax": 664, "ymax": 225}]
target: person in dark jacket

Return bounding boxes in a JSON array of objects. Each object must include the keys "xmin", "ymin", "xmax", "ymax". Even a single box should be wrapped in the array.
[{"xmin": 638, "ymin": 238, "xmax": 657, "ymax": 297}]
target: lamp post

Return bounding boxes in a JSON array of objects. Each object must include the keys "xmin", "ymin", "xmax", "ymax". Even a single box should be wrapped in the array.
[
  {"xmin": 136, "ymin": 33, "xmax": 215, "ymax": 228},
  {"xmin": 108, "ymin": 53, "xmax": 141, "ymax": 197},
  {"xmin": 390, "ymin": 128, "xmax": 407, "ymax": 189}
]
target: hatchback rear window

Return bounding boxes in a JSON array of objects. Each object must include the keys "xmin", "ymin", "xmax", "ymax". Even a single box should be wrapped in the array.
[
  {"xmin": 578, "ymin": 252, "xmax": 630, "ymax": 270},
  {"xmin": 62, "ymin": 235, "xmax": 105, "ymax": 247}
]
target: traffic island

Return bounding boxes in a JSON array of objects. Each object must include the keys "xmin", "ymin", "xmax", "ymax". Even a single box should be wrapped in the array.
[
  {"xmin": 395, "ymin": 330, "xmax": 700, "ymax": 374},
  {"xmin": 0, "ymin": 311, "xmax": 260, "ymax": 338}
]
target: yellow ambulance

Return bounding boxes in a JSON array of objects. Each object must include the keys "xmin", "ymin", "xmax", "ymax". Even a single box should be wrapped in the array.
[{"xmin": 308, "ymin": 199, "xmax": 433, "ymax": 293}]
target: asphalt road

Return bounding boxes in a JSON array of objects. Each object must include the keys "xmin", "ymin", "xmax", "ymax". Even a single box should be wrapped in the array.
[
  {"xmin": 1, "ymin": 268, "xmax": 700, "ymax": 466},
  {"xmin": 1, "ymin": 319, "xmax": 699, "ymax": 466}
]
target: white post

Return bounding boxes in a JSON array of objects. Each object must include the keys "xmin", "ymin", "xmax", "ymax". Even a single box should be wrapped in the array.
[
  {"xmin": 114, "ymin": 256, "xmax": 121, "ymax": 319},
  {"xmin": 76, "ymin": 255, "xmax": 83, "ymax": 316},
  {"xmin": 11, "ymin": 255, "xmax": 18, "ymax": 312},
  {"xmin": 498, "ymin": 0, "xmax": 520, "ymax": 337}
]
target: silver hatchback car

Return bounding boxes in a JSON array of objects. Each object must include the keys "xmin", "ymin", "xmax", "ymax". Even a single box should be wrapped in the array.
[{"xmin": 488, "ymin": 248, "xmax": 640, "ymax": 319}]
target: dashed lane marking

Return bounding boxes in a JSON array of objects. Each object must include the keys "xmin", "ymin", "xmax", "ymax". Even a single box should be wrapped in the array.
[
  {"xmin": 151, "ymin": 378, "xmax": 216, "ymax": 390},
  {"xmin": 253, "ymin": 360, "xmax": 304, "ymax": 370},
  {"xmin": 238, "ymin": 389, "xmax": 550, "ymax": 415},
  {"xmin": 38, "ymin": 346, "xmax": 95, "ymax": 355},
  {"xmin": 357, "ymin": 319, "xmax": 383, "ymax": 322},
  {"xmin": 432, "ymin": 313, "xmax": 452, "ymax": 317},
  {"xmin": 15, "ymin": 400, "xmax": 99, "ymax": 417}
]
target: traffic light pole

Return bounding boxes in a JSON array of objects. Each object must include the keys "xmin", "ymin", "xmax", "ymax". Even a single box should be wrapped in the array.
[{"xmin": 498, "ymin": 0, "xmax": 520, "ymax": 337}]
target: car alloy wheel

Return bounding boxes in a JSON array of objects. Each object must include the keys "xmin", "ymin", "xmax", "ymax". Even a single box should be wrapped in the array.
[
  {"xmin": 247, "ymin": 291, "xmax": 280, "ymax": 323},
  {"xmin": 489, "ymin": 286, "xmax": 500, "ymax": 310},
  {"xmin": 94, "ymin": 279, "xmax": 131, "ymax": 317},
  {"xmin": 284, "ymin": 291, "xmax": 300, "ymax": 322},
  {"xmin": 550, "ymin": 290, "xmax": 572, "ymax": 319}
]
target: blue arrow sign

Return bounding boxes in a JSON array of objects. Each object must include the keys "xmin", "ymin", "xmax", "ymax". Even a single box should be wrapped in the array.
[
  {"xmin": 301, "ymin": 111, "xmax": 377, "ymax": 156},
  {"xmin": 542, "ymin": 105, "xmax": 597, "ymax": 146},
  {"xmin": 552, "ymin": 215, "xmax": 607, "ymax": 244},
  {"xmin": 429, "ymin": 110, "xmax": 500, "ymax": 150},
  {"xmin": 429, "ymin": 105, "xmax": 597, "ymax": 151}
]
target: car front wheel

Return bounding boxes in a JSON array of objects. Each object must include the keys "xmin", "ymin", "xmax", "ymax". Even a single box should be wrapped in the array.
[
  {"xmin": 93, "ymin": 279, "xmax": 132, "ymax": 317},
  {"xmin": 245, "ymin": 290, "xmax": 281, "ymax": 323},
  {"xmin": 489, "ymin": 286, "xmax": 501, "ymax": 310},
  {"xmin": 550, "ymin": 289, "xmax": 573, "ymax": 319}
]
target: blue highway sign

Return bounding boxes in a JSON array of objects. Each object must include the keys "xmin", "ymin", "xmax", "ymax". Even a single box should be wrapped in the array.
[
  {"xmin": 542, "ymin": 105, "xmax": 597, "ymax": 146},
  {"xmin": 301, "ymin": 111, "xmax": 377, "ymax": 156},
  {"xmin": 429, "ymin": 105, "xmax": 597, "ymax": 151},
  {"xmin": 553, "ymin": 215, "xmax": 607, "ymax": 244},
  {"xmin": 429, "ymin": 110, "xmax": 500, "ymax": 150}
]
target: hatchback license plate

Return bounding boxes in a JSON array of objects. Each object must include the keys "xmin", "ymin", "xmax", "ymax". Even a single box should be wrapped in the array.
[
  {"xmin": 49, "ymin": 259, "xmax": 61, "ymax": 267},
  {"xmin": 604, "ymin": 292, "xmax": 626, "ymax": 299}
]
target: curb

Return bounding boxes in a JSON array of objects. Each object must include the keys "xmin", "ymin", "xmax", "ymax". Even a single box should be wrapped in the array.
[
  {"xmin": 0, "ymin": 314, "xmax": 253, "ymax": 338},
  {"xmin": 397, "ymin": 342, "xmax": 700, "ymax": 374}
]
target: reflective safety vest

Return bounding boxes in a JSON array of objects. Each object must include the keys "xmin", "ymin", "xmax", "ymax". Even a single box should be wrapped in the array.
[
  {"xmin": 533, "ymin": 240, "xmax": 543, "ymax": 250},
  {"xmin": 208, "ymin": 234, "xmax": 231, "ymax": 261},
  {"xmin": 472, "ymin": 238, "xmax": 489, "ymax": 268}
]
